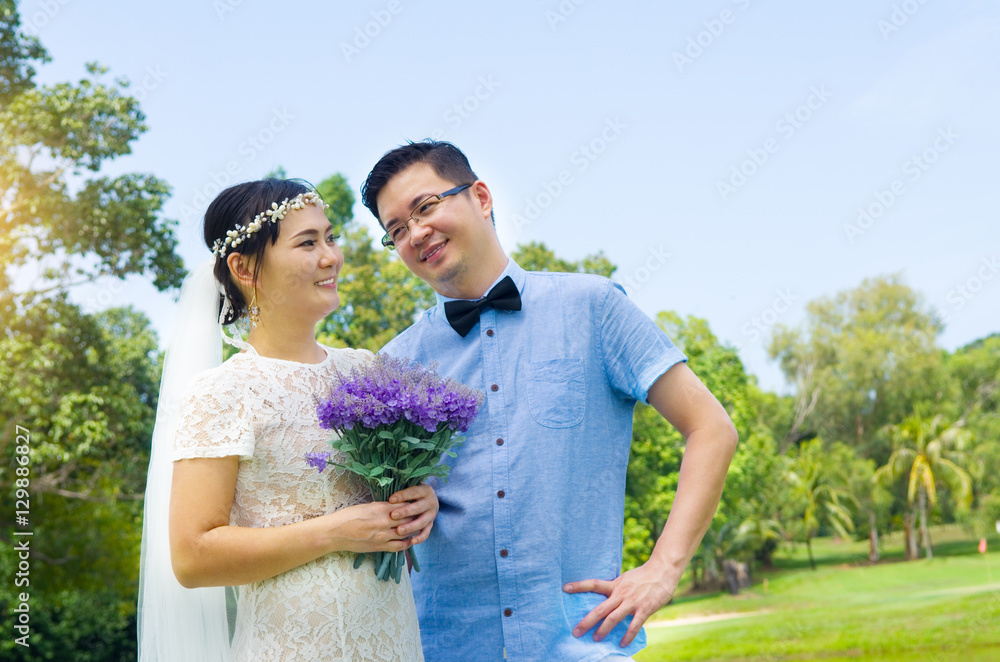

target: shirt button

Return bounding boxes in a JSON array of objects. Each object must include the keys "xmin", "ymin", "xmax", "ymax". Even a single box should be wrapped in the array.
[
  {"xmin": 504, "ymin": 608, "xmax": 513, "ymax": 617},
  {"xmin": 486, "ymin": 329, "xmax": 494, "ymax": 337},
  {"xmin": 500, "ymin": 549, "xmax": 509, "ymax": 558},
  {"xmin": 496, "ymin": 438, "xmax": 504, "ymax": 446},
  {"xmin": 497, "ymin": 490, "xmax": 505, "ymax": 498},
  {"xmin": 491, "ymin": 384, "xmax": 499, "ymax": 392}
]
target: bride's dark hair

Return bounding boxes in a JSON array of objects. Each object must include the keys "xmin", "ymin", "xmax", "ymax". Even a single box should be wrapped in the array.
[{"xmin": 204, "ymin": 178, "xmax": 311, "ymax": 324}]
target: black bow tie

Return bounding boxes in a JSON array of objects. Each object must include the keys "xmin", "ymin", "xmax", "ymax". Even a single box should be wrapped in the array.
[{"xmin": 444, "ymin": 276, "xmax": 522, "ymax": 337}]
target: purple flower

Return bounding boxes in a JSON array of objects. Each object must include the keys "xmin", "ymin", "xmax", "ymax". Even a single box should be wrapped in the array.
[
  {"xmin": 305, "ymin": 451, "xmax": 332, "ymax": 473},
  {"xmin": 316, "ymin": 355, "xmax": 484, "ymax": 434}
]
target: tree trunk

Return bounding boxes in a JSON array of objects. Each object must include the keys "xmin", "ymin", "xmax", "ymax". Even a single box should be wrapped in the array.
[
  {"xmin": 868, "ymin": 509, "xmax": 880, "ymax": 563},
  {"xmin": 903, "ymin": 511, "xmax": 918, "ymax": 560},
  {"xmin": 806, "ymin": 536, "xmax": 816, "ymax": 570},
  {"xmin": 919, "ymin": 488, "xmax": 933, "ymax": 559}
]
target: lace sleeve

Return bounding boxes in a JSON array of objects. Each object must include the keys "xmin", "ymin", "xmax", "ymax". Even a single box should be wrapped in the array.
[{"xmin": 171, "ymin": 367, "xmax": 254, "ymax": 461}]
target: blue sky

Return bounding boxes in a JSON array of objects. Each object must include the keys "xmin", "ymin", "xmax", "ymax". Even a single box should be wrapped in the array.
[{"xmin": 20, "ymin": 0, "xmax": 1000, "ymax": 393}]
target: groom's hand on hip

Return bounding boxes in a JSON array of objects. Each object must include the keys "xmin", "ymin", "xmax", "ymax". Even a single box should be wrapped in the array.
[{"xmin": 563, "ymin": 560, "xmax": 677, "ymax": 648}]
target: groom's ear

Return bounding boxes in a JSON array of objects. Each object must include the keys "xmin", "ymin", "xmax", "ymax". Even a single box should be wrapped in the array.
[
  {"xmin": 226, "ymin": 252, "xmax": 256, "ymax": 289},
  {"xmin": 472, "ymin": 180, "xmax": 493, "ymax": 221}
]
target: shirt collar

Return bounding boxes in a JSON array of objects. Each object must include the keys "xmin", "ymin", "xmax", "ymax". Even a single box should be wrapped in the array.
[{"xmin": 433, "ymin": 258, "xmax": 525, "ymax": 311}]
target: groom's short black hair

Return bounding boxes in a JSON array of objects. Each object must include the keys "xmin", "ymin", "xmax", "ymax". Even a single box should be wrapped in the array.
[{"xmin": 361, "ymin": 140, "xmax": 480, "ymax": 227}]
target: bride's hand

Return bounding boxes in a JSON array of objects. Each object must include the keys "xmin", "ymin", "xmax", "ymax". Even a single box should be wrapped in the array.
[
  {"xmin": 330, "ymin": 501, "xmax": 416, "ymax": 554},
  {"xmin": 388, "ymin": 484, "xmax": 438, "ymax": 544}
]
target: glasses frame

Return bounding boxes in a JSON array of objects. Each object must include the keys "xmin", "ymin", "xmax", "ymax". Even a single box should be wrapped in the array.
[{"xmin": 381, "ymin": 183, "xmax": 473, "ymax": 249}]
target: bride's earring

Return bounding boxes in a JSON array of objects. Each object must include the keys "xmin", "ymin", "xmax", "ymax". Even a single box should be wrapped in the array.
[{"xmin": 248, "ymin": 287, "xmax": 260, "ymax": 328}]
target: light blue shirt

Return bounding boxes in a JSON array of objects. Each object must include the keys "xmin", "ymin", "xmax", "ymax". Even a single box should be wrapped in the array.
[{"xmin": 381, "ymin": 260, "xmax": 686, "ymax": 662}]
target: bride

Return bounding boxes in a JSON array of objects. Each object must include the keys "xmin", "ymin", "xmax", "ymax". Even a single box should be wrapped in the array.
[{"xmin": 138, "ymin": 179, "xmax": 430, "ymax": 660}]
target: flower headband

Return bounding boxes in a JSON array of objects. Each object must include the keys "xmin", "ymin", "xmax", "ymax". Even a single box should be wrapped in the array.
[{"xmin": 212, "ymin": 190, "xmax": 328, "ymax": 258}]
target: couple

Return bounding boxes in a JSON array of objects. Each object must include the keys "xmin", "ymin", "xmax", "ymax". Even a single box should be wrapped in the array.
[{"xmin": 137, "ymin": 141, "xmax": 738, "ymax": 662}]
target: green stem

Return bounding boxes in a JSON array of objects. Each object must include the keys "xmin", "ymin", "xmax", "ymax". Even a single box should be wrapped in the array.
[
  {"xmin": 393, "ymin": 551, "xmax": 404, "ymax": 583},
  {"xmin": 376, "ymin": 551, "xmax": 393, "ymax": 580}
]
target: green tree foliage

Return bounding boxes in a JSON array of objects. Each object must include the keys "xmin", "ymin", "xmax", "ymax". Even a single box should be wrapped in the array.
[
  {"xmin": 0, "ymin": 300, "xmax": 159, "ymax": 659},
  {"xmin": 843, "ymin": 451, "xmax": 892, "ymax": 563},
  {"xmin": 767, "ymin": 275, "xmax": 952, "ymax": 461},
  {"xmin": 511, "ymin": 241, "xmax": 616, "ymax": 278},
  {"xmin": 0, "ymin": 1, "xmax": 47, "ymax": 105},
  {"xmin": 947, "ymin": 334, "xmax": 1000, "ymax": 537},
  {"xmin": 787, "ymin": 439, "xmax": 857, "ymax": 570},
  {"xmin": 1, "ymin": 4, "xmax": 183, "ymax": 306},
  {"xmin": 876, "ymin": 413, "xmax": 975, "ymax": 559},
  {"xmin": 625, "ymin": 401, "xmax": 684, "ymax": 570},
  {"xmin": 721, "ymin": 431, "xmax": 789, "ymax": 570},
  {"xmin": 314, "ymin": 173, "xmax": 435, "ymax": 351},
  {"xmin": 1, "ymin": 4, "xmax": 180, "ymax": 656},
  {"xmin": 627, "ymin": 312, "xmax": 774, "ymax": 583}
]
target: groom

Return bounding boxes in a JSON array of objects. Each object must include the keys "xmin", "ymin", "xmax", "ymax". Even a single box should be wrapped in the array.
[{"xmin": 365, "ymin": 141, "xmax": 737, "ymax": 662}]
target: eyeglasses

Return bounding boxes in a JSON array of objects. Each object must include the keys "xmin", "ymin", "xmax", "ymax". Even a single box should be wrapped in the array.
[{"xmin": 381, "ymin": 183, "xmax": 473, "ymax": 249}]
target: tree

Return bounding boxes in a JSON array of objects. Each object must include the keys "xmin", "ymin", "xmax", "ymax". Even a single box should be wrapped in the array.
[
  {"xmin": 1, "ymin": 70, "xmax": 182, "ymax": 302},
  {"xmin": 1, "ymin": 4, "xmax": 182, "ymax": 656},
  {"xmin": 625, "ymin": 400, "xmax": 683, "ymax": 570},
  {"xmin": 844, "ymin": 452, "xmax": 892, "ymax": 563},
  {"xmin": 721, "ymin": 431, "xmax": 789, "ymax": 570},
  {"xmin": 875, "ymin": 413, "xmax": 975, "ymax": 559},
  {"xmin": 1, "ymin": 1, "xmax": 46, "ymax": 105},
  {"xmin": 511, "ymin": 241, "xmax": 616, "ymax": 278},
  {"xmin": 947, "ymin": 335, "xmax": 1000, "ymax": 538},
  {"xmin": 314, "ymin": 173, "xmax": 435, "ymax": 352},
  {"xmin": 787, "ymin": 439, "xmax": 857, "ymax": 570},
  {"xmin": 0, "ymin": 299, "xmax": 161, "ymax": 659},
  {"xmin": 768, "ymin": 275, "xmax": 952, "ymax": 461},
  {"xmin": 629, "ymin": 311, "xmax": 778, "ymax": 588}
]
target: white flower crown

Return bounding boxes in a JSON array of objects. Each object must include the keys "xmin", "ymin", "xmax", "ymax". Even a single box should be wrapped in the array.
[{"xmin": 212, "ymin": 190, "xmax": 328, "ymax": 258}]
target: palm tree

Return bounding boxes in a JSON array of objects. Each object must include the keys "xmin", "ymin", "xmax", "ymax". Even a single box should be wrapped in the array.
[
  {"xmin": 788, "ymin": 439, "xmax": 857, "ymax": 570},
  {"xmin": 876, "ymin": 413, "xmax": 974, "ymax": 559}
]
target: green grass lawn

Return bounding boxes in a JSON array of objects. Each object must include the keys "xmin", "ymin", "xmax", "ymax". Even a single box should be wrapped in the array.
[{"xmin": 635, "ymin": 526, "xmax": 1000, "ymax": 661}]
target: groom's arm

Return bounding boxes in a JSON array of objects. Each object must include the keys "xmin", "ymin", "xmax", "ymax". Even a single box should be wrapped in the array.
[{"xmin": 563, "ymin": 362, "xmax": 738, "ymax": 647}]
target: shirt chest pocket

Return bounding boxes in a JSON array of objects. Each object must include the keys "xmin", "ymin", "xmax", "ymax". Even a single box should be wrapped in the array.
[{"xmin": 525, "ymin": 358, "xmax": 586, "ymax": 428}]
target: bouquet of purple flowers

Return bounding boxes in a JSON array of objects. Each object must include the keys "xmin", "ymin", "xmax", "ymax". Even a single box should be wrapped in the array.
[{"xmin": 308, "ymin": 354, "xmax": 484, "ymax": 582}]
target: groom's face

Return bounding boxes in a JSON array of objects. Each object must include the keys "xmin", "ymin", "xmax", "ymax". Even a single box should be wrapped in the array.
[{"xmin": 376, "ymin": 162, "xmax": 494, "ymax": 299}]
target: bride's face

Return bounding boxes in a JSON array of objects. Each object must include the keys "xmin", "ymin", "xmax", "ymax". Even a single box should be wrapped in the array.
[{"xmin": 254, "ymin": 205, "xmax": 343, "ymax": 325}]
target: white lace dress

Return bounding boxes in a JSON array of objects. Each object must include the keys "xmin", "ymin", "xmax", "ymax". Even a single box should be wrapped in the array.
[{"xmin": 172, "ymin": 345, "xmax": 424, "ymax": 661}]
